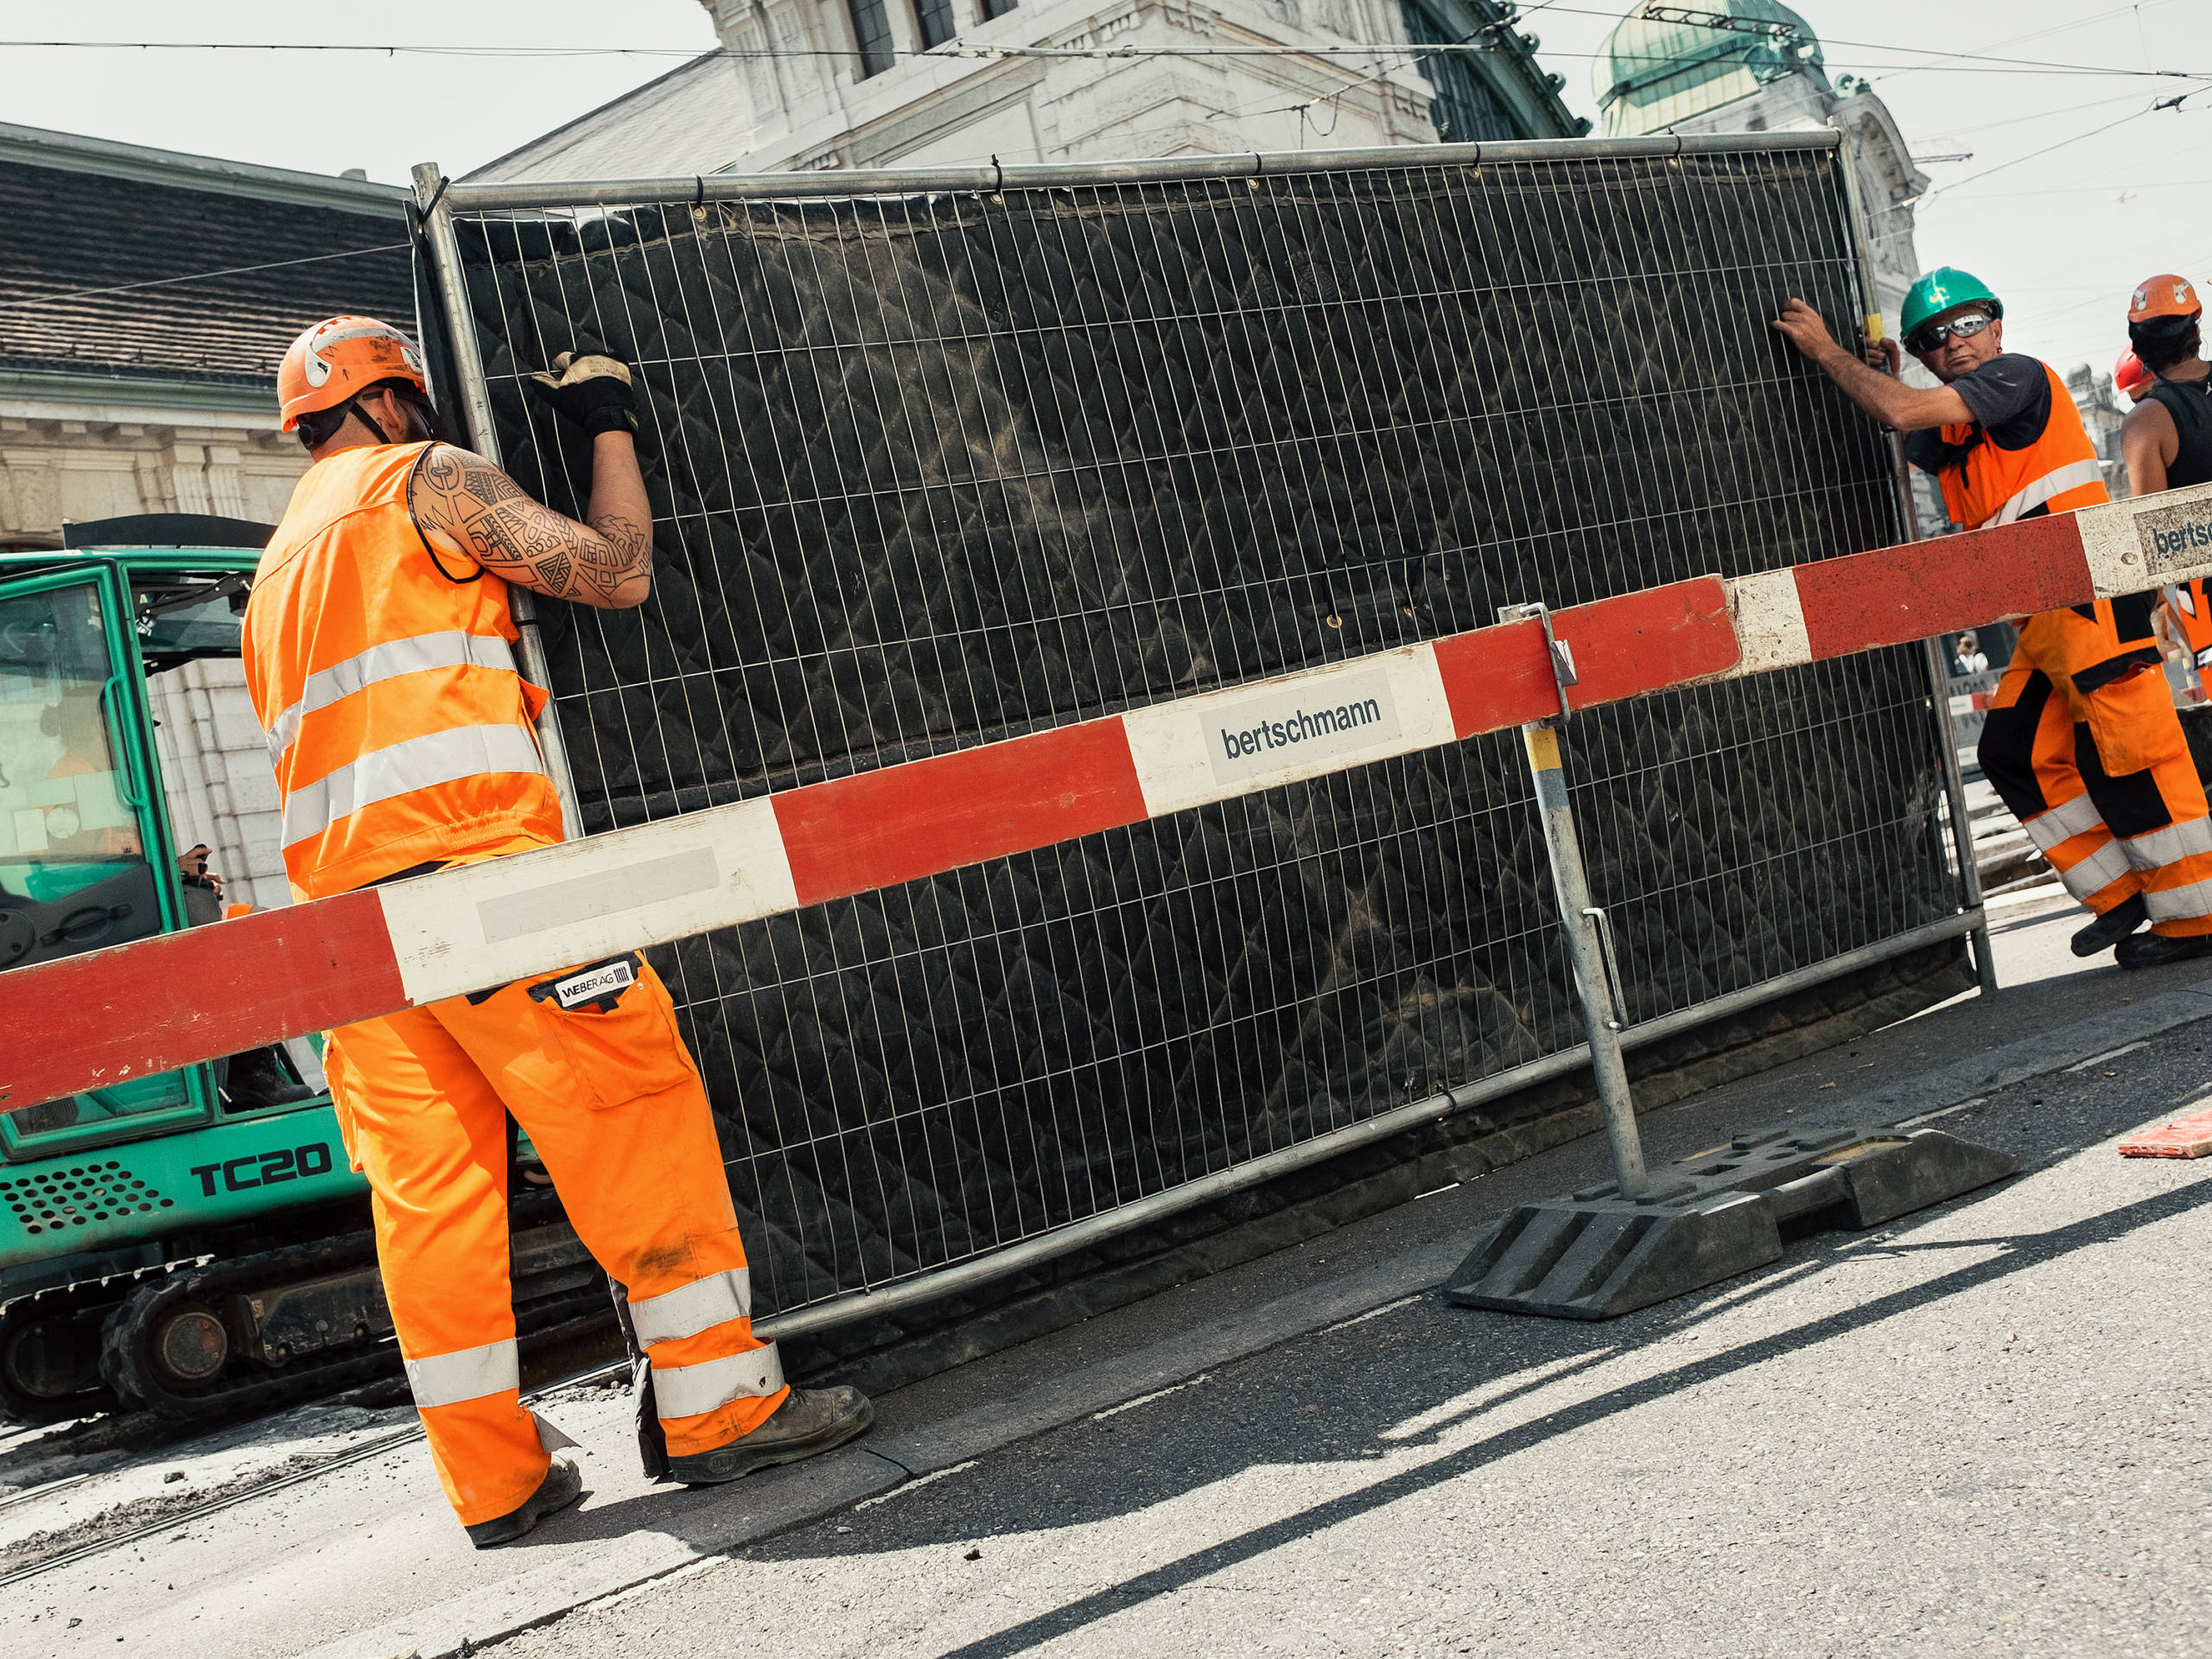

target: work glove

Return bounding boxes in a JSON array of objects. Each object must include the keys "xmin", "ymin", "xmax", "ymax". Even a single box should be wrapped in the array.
[{"xmin": 527, "ymin": 351, "xmax": 638, "ymax": 436}]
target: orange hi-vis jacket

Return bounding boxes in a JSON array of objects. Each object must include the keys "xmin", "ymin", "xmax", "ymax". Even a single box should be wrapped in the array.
[
  {"xmin": 1935, "ymin": 359, "xmax": 2108, "ymax": 530},
  {"xmin": 244, "ymin": 442, "xmax": 563, "ymax": 900}
]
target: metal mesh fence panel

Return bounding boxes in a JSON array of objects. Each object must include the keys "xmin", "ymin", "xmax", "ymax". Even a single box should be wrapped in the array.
[{"xmin": 437, "ymin": 141, "xmax": 1959, "ymax": 1318}]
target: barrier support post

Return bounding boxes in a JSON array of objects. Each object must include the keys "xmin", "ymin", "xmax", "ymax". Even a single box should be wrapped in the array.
[
  {"xmin": 1503, "ymin": 600, "xmax": 1649, "ymax": 1199},
  {"xmin": 1519, "ymin": 721, "xmax": 1649, "ymax": 1199},
  {"xmin": 1924, "ymin": 636, "xmax": 1999, "ymax": 995},
  {"xmin": 1449, "ymin": 600, "xmax": 2021, "ymax": 1321},
  {"xmin": 410, "ymin": 160, "xmax": 586, "ymax": 842}
]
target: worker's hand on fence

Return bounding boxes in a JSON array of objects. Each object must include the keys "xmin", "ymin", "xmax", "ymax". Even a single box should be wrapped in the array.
[
  {"xmin": 1770, "ymin": 298, "xmax": 1837, "ymax": 361},
  {"xmin": 527, "ymin": 352, "xmax": 638, "ymax": 437},
  {"xmin": 1860, "ymin": 334, "xmax": 1903, "ymax": 378}
]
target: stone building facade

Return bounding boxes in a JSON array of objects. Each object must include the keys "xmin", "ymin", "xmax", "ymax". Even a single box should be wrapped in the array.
[
  {"xmin": 2066, "ymin": 362, "xmax": 2129, "ymax": 503},
  {"xmin": 0, "ymin": 123, "xmax": 416, "ymax": 908},
  {"xmin": 469, "ymin": 0, "xmax": 1582, "ymax": 184},
  {"xmin": 0, "ymin": 124, "xmax": 415, "ymax": 550}
]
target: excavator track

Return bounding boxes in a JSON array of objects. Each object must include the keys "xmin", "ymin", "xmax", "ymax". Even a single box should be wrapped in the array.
[
  {"xmin": 96, "ymin": 1197, "xmax": 607, "ymax": 1422},
  {"xmin": 98, "ymin": 1236, "xmax": 608, "ymax": 1421},
  {"xmin": 99, "ymin": 1231, "xmax": 392, "ymax": 1421},
  {"xmin": 0, "ymin": 1190, "xmax": 607, "ymax": 1426},
  {"xmin": 0, "ymin": 1257, "xmax": 206, "ymax": 1424}
]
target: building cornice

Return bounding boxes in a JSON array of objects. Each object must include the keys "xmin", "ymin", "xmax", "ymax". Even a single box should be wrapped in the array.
[
  {"xmin": 0, "ymin": 365, "xmax": 280, "ymax": 426},
  {"xmin": 0, "ymin": 122, "xmax": 409, "ymax": 218}
]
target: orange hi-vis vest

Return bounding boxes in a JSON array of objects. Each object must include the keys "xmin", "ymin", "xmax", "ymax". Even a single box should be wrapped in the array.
[
  {"xmin": 1936, "ymin": 359, "xmax": 2109, "ymax": 530},
  {"xmin": 245, "ymin": 442, "xmax": 563, "ymax": 900}
]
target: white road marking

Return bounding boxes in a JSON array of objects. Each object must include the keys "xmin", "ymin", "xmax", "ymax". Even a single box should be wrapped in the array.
[
  {"xmin": 1319, "ymin": 1294, "xmax": 1426, "ymax": 1335},
  {"xmin": 1092, "ymin": 1374, "xmax": 1211, "ymax": 1421},
  {"xmin": 2063, "ymin": 1040, "xmax": 2149, "ymax": 1074},
  {"xmin": 1896, "ymin": 1096, "xmax": 1987, "ymax": 1129},
  {"xmin": 854, "ymin": 1459, "xmax": 978, "ymax": 1508}
]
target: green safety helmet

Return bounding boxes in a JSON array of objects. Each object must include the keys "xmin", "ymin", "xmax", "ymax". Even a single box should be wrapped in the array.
[{"xmin": 1901, "ymin": 267, "xmax": 2004, "ymax": 341}]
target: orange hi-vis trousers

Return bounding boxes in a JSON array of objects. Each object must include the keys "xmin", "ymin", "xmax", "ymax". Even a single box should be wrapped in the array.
[
  {"xmin": 325, "ymin": 954, "xmax": 788, "ymax": 1527},
  {"xmin": 1979, "ymin": 603, "xmax": 2212, "ymax": 939}
]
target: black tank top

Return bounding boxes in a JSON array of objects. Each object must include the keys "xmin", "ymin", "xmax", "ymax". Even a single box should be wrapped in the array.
[{"xmin": 2147, "ymin": 372, "xmax": 2212, "ymax": 489}]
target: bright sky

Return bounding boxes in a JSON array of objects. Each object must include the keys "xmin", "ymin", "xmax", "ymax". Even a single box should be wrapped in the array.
[
  {"xmin": 1510, "ymin": 0, "xmax": 2212, "ymax": 382},
  {"xmin": 2, "ymin": 0, "xmax": 2203, "ymax": 382}
]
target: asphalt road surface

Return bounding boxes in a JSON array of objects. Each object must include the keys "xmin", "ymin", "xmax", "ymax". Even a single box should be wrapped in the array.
[
  {"xmin": 500, "ymin": 896, "xmax": 2212, "ymax": 1658},
  {"xmin": 12, "ymin": 885, "xmax": 2212, "ymax": 1658}
]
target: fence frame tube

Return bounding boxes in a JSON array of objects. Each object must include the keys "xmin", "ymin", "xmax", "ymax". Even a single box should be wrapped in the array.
[
  {"xmin": 426, "ymin": 129, "xmax": 1841, "ymax": 216},
  {"xmin": 760, "ymin": 907, "xmax": 1979, "ymax": 1340},
  {"xmin": 1828, "ymin": 118, "xmax": 1996, "ymax": 995},
  {"xmin": 410, "ymin": 161, "xmax": 587, "ymax": 842},
  {"xmin": 409, "ymin": 129, "xmax": 1974, "ymax": 1335}
]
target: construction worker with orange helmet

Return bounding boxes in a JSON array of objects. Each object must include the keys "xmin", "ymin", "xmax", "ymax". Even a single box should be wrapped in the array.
[
  {"xmin": 242, "ymin": 317, "xmax": 872, "ymax": 1548},
  {"xmin": 1775, "ymin": 269, "xmax": 2212, "ymax": 969},
  {"xmin": 2121, "ymin": 274, "xmax": 2212, "ymax": 715},
  {"xmin": 2122, "ymin": 276, "xmax": 2212, "ymax": 501}
]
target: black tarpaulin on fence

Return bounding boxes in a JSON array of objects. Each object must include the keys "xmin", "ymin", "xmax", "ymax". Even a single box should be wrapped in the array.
[{"xmin": 442, "ymin": 145, "xmax": 1957, "ymax": 1319}]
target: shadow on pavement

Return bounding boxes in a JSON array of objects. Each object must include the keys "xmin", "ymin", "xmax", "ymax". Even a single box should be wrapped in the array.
[
  {"xmin": 907, "ymin": 1167, "xmax": 2212, "ymax": 1658},
  {"xmin": 507, "ymin": 1033, "xmax": 2212, "ymax": 1633}
]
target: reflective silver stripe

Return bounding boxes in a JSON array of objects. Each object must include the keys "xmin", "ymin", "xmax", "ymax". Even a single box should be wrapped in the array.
[
  {"xmin": 2024, "ymin": 793, "xmax": 2105, "ymax": 853},
  {"xmin": 2124, "ymin": 817, "xmax": 2212, "ymax": 872},
  {"xmin": 281, "ymin": 723, "xmax": 545, "ymax": 850},
  {"xmin": 266, "ymin": 632, "xmax": 518, "ymax": 763},
  {"xmin": 2057, "ymin": 836, "xmax": 2131, "ymax": 901},
  {"xmin": 404, "ymin": 1338, "xmax": 518, "ymax": 1409},
  {"xmin": 652, "ymin": 1341, "xmax": 785, "ymax": 1421},
  {"xmin": 1986, "ymin": 458, "xmax": 2106, "ymax": 528},
  {"xmin": 2148, "ymin": 880, "xmax": 2212, "ymax": 922},
  {"xmin": 630, "ymin": 1268, "xmax": 752, "ymax": 1347}
]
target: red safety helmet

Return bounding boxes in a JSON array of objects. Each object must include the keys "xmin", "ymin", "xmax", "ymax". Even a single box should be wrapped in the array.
[
  {"xmin": 276, "ymin": 316, "xmax": 429, "ymax": 432},
  {"xmin": 2114, "ymin": 349, "xmax": 2153, "ymax": 402},
  {"xmin": 2129, "ymin": 274, "xmax": 2201, "ymax": 325}
]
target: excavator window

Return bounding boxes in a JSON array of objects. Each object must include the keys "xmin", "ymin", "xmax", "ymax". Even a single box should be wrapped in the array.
[{"xmin": 0, "ymin": 572, "xmax": 200, "ymax": 1143}]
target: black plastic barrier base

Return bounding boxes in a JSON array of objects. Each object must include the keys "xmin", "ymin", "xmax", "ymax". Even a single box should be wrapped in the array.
[{"xmin": 1444, "ymin": 1124, "xmax": 2020, "ymax": 1320}]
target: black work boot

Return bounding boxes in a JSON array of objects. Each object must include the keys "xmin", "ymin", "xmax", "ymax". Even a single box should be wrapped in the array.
[
  {"xmin": 2073, "ymin": 893, "xmax": 2149, "ymax": 957},
  {"xmin": 465, "ymin": 1455, "xmax": 584, "ymax": 1548},
  {"xmin": 2118, "ymin": 930, "xmax": 2212, "ymax": 972},
  {"xmin": 666, "ymin": 1385, "xmax": 874, "ymax": 1485}
]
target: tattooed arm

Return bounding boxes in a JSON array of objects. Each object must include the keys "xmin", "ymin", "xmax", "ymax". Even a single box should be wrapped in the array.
[{"xmin": 407, "ymin": 435, "xmax": 653, "ymax": 609}]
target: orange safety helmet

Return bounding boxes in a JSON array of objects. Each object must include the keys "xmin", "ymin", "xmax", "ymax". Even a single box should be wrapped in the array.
[
  {"xmin": 2114, "ymin": 349, "xmax": 2153, "ymax": 402},
  {"xmin": 2129, "ymin": 274, "xmax": 2201, "ymax": 325},
  {"xmin": 277, "ymin": 315, "xmax": 429, "ymax": 431}
]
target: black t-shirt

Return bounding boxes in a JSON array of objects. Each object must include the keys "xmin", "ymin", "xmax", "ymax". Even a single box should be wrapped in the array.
[
  {"xmin": 1904, "ymin": 353, "xmax": 2052, "ymax": 475},
  {"xmin": 2145, "ymin": 372, "xmax": 2212, "ymax": 491}
]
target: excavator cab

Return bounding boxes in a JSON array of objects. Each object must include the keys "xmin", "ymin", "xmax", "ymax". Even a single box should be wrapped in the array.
[{"xmin": 0, "ymin": 516, "xmax": 327, "ymax": 1156}]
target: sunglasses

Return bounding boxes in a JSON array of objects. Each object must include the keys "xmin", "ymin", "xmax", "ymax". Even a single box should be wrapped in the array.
[{"xmin": 1909, "ymin": 312, "xmax": 1994, "ymax": 353}]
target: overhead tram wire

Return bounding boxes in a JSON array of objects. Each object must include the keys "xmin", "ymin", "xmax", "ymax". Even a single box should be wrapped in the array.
[
  {"xmin": 1923, "ymin": 92, "xmax": 2204, "ymax": 201},
  {"xmin": 1508, "ymin": 0, "xmax": 2212, "ymax": 83},
  {"xmin": 1838, "ymin": 0, "xmax": 2186, "ymax": 86},
  {"xmin": 1910, "ymin": 90, "xmax": 2161, "ymax": 147},
  {"xmin": 5, "ymin": 36, "xmax": 2212, "ymax": 81}
]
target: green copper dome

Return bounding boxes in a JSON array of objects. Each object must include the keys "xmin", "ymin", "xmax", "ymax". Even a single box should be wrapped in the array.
[{"xmin": 1595, "ymin": 1, "xmax": 1828, "ymax": 137}]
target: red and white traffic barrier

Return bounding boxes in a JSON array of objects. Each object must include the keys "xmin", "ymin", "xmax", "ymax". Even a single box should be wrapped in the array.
[{"xmin": 9, "ymin": 482, "xmax": 2212, "ymax": 1112}]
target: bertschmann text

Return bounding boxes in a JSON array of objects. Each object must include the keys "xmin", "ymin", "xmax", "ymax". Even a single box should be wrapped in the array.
[{"xmin": 1205, "ymin": 669, "xmax": 1404, "ymax": 785}]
